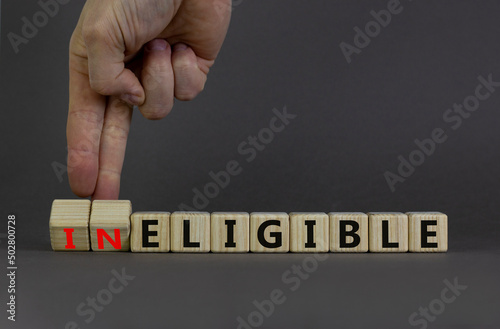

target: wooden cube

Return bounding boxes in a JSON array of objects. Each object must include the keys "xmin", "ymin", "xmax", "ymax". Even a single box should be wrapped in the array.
[
  {"xmin": 171, "ymin": 212, "xmax": 210, "ymax": 252},
  {"xmin": 49, "ymin": 199, "xmax": 91, "ymax": 251},
  {"xmin": 408, "ymin": 212, "xmax": 448, "ymax": 252},
  {"xmin": 130, "ymin": 212, "xmax": 170, "ymax": 252},
  {"xmin": 289, "ymin": 212, "xmax": 329, "ymax": 252},
  {"xmin": 329, "ymin": 212, "xmax": 368, "ymax": 252},
  {"xmin": 90, "ymin": 200, "xmax": 131, "ymax": 251},
  {"xmin": 250, "ymin": 212, "xmax": 289, "ymax": 253},
  {"xmin": 368, "ymin": 212, "xmax": 408, "ymax": 252},
  {"xmin": 211, "ymin": 212, "xmax": 249, "ymax": 252}
]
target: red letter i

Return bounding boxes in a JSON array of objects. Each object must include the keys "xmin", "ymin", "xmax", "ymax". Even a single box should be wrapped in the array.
[{"xmin": 64, "ymin": 228, "xmax": 76, "ymax": 249}]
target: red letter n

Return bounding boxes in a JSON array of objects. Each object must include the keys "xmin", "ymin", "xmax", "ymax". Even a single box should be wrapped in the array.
[{"xmin": 96, "ymin": 229, "xmax": 122, "ymax": 250}]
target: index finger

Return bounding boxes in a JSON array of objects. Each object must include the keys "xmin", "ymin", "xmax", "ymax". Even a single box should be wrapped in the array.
[{"xmin": 67, "ymin": 32, "xmax": 106, "ymax": 197}]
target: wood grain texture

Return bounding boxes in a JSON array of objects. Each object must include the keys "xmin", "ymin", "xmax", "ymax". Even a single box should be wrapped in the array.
[
  {"xmin": 171, "ymin": 212, "xmax": 210, "ymax": 252},
  {"xmin": 329, "ymin": 212, "xmax": 368, "ymax": 252},
  {"xmin": 368, "ymin": 212, "xmax": 408, "ymax": 252},
  {"xmin": 89, "ymin": 200, "xmax": 131, "ymax": 251},
  {"xmin": 408, "ymin": 212, "xmax": 448, "ymax": 252},
  {"xmin": 130, "ymin": 212, "xmax": 170, "ymax": 252},
  {"xmin": 250, "ymin": 212, "xmax": 289, "ymax": 253},
  {"xmin": 289, "ymin": 212, "xmax": 329, "ymax": 252},
  {"xmin": 50, "ymin": 199, "xmax": 448, "ymax": 254},
  {"xmin": 49, "ymin": 199, "xmax": 91, "ymax": 251},
  {"xmin": 211, "ymin": 212, "xmax": 249, "ymax": 253}
]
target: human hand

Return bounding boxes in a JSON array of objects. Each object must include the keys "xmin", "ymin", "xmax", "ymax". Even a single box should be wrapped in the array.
[{"xmin": 66, "ymin": 0, "xmax": 231, "ymax": 199}]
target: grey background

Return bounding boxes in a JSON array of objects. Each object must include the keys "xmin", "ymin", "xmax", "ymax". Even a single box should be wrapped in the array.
[{"xmin": 1, "ymin": 0, "xmax": 499, "ymax": 328}]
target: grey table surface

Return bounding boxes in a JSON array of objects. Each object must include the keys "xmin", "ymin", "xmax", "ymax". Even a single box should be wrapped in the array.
[{"xmin": 1, "ymin": 0, "xmax": 499, "ymax": 328}]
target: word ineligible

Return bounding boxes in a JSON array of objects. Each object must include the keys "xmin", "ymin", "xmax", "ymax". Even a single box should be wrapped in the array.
[{"xmin": 49, "ymin": 200, "xmax": 448, "ymax": 253}]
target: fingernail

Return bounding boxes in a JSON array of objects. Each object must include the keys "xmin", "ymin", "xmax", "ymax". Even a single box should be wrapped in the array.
[
  {"xmin": 174, "ymin": 43, "xmax": 188, "ymax": 51},
  {"xmin": 121, "ymin": 93, "xmax": 141, "ymax": 106},
  {"xmin": 145, "ymin": 39, "xmax": 168, "ymax": 52}
]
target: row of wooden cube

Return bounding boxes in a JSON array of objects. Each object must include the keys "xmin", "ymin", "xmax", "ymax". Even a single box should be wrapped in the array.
[{"xmin": 49, "ymin": 200, "xmax": 448, "ymax": 253}]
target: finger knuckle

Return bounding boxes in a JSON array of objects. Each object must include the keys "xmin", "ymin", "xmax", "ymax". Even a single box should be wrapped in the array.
[
  {"xmin": 102, "ymin": 122, "xmax": 129, "ymax": 142},
  {"xmin": 176, "ymin": 84, "xmax": 204, "ymax": 101},
  {"xmin": 81, "ymin": 23, "xmax": 103, "ymax": 44},
  {"xmin": 143, "ymin": 112, "xmax": 166, "ymax": 121},
  {"xmin": 175, "ymin": 92, "xmax": 196, "ymax": 101},
  {"xmin": 174, "ymin": 59, "xmax": 196, "ymax": 75},
  {"xmin": 141, "ymin": 104, "xmax": 172, "ymax": 120},
  {"xmin": 99, "ymin": 167, "xmax": 122, "ymax": 178},
  {"xmin": 89, "ymin": 78, "xmax": 114, "ymax": 95},
  {"xmin": 69, "ymin": 109, "xmax": 104, "ymax": 127}
]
